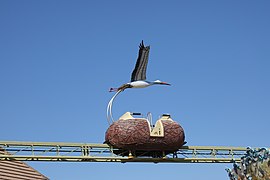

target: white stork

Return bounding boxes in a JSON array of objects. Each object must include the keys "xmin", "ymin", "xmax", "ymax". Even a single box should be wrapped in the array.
[
  {"xmin": 107, "ymin": 41, "xmax": 170, "ymax": 124},
  {"xmin": 109, "ymin": 41, "xmax": 170, "ymax": 92}
]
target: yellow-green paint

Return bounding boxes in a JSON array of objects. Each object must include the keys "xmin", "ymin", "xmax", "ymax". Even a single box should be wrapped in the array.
[{"xmin": 0, "ymin": 141, "xmax": 266, "ymax": 163}]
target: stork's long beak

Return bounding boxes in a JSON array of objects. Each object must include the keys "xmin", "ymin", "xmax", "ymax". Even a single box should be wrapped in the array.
[{"xmin": 161, "ymin": 82, "xmax": 171, "ymax": 86}]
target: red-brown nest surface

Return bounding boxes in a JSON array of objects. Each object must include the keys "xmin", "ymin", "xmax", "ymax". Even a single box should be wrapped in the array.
[{"xmin": 105, "ymin": 118, "xmax": 185, "ymax": 157}]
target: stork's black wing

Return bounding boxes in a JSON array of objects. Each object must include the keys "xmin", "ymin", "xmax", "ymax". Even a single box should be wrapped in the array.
[{"xmin": 131, "ymin": 41, "xmax": 150, "ymax": 82}]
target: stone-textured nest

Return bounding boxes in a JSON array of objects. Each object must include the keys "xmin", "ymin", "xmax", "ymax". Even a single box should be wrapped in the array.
[{"xmin": 105, "ymin": 118, "xmax": 185, "ymax": 155}]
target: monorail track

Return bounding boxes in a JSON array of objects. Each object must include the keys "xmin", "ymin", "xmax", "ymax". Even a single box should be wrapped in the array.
[{"xmin": 0, "ymin": 141, "xmax": 255, "ymax": 163}]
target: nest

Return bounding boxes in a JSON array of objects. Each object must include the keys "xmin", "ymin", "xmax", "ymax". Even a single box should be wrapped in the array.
[{"xmin": 105, "ymin": 114, "xmax": 185, "ymax": 156}]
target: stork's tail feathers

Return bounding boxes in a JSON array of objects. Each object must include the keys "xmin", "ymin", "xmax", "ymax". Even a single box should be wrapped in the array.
[
  {"xmin": 109, "ymin": 88, "xmax": 118, "ymax": 92},
  {"xmin": 109, "ymin": 84, "xmax": 131, "ymax": 92}
]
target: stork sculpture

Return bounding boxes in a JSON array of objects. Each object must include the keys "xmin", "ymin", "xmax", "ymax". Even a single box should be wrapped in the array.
[{"xmin": 107, "ymin": 41, "xmax": 170, "ymax": 124}]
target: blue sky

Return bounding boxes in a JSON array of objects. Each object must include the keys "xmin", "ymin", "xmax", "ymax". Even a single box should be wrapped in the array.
[{"xmin": 0, "ymin": 0, "xmax": 270, "ymax": 179}]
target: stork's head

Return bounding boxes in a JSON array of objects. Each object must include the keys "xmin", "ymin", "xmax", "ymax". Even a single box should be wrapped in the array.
[{"xmin": 153, "ymin": 80, "xmax": 171, "ymax": 86}]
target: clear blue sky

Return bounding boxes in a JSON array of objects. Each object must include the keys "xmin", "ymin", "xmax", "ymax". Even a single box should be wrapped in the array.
[{"xmin": 1, "ymin": 0, "xmax": 269, "ymax": 179}]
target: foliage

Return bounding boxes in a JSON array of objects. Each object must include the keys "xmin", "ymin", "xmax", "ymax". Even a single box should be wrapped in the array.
[{"xmin": 226, "ymin": 148, "xmax": 270, "ymax": 180}]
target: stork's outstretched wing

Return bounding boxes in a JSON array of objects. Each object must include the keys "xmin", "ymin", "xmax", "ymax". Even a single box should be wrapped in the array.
[{"xmin": 131, "ymin": 41, "xmax": 150, "ymax": 82}]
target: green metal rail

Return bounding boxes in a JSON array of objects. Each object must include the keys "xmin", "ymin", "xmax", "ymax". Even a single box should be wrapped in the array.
[{"xmin": 0, "ymin": 141, "xmax": 250, "ymax": 163}]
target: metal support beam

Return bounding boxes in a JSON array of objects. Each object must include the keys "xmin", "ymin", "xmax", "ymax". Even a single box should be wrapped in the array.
[{"xmin": 0, "ymin": 141, "xmax": 252, "ymax": 163}]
